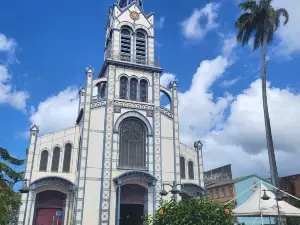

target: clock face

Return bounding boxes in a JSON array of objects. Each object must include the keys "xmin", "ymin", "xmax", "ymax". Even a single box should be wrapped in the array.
[{"xmin": 130, "ymin": 11, "xmax": 139, "ymax": 21}]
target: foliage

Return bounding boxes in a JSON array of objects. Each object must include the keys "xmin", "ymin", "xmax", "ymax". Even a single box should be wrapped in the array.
[
  {"xmin": 0, "ymin": 147, "xmax": 25, "ymax": 185},
  {"xmin": 0, "ymin": 188, "xmax": 22, "ymax": 225},
  {"xmin": 286, "ymin": 199, "xmax": 300, "ymax": 225},
  {"xmin": 235, "ymin": 0, "xmax": 289, "ymax": 50},
  {"xmin": 144, "ymin": 197, "xmax": 233, "ymax": 225},
  {"xmin": 0, "ymin": 147, "xmax": 25, "ymax": 224}
]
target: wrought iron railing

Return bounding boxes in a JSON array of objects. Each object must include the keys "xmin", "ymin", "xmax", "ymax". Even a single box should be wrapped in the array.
[{"xmin": 105, "ymin": 49, "xmax": 159, "ymax": 67}]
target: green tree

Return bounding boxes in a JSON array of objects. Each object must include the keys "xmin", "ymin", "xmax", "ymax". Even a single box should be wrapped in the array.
[
  {"xmin": 144, "ymin": 197, "xmax": 233, "ymax": 225},
  {"xmin": 235, "ymin": 0, "xmax": 288, "ymax": 189},
  {"xmin": 0, "ymin": 147, "xmax": 25, "ymax": 224}
]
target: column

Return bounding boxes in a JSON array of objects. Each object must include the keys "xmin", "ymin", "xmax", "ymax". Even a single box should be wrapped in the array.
[
  {"xmin": 18, "ymin": 125, "xmax": 39, "ymax": 225},
  {"xmin": 74, "ymin": 67, "xmax": 93, "ymax": 225},
  {"xmin": 170, "ymin": 81, "xmax": 181, "ymax": 187}
]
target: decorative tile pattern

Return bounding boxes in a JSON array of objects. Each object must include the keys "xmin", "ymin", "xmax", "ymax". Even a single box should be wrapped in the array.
[
  {"xmin": 91, "ymin": 100, "xmax": 107, "ymax": 109},
  {"xmin": 113, "ymin": 171, "xmax": 157, "ymax": 186},
  {"xmin": 114, "ymin": 100, "xmax": 154, "ymax": 111},
  {"xmin": 100, "ymin": 65, "xmax": 115, "ymax": 225}
]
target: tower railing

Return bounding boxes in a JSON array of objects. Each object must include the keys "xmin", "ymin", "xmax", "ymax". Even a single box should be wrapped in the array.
[{"xmin": 105, "ymin": 49, "xmax": 160, "ymax": 67}]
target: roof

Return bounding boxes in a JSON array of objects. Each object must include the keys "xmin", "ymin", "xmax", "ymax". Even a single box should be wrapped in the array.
[
  {"xmin": 205, "ymin": 174, "xmax": 271, "ymax": 189},
  {"xmin": 233, "ymin": 182, "xmax": 300, "ymax": 217}
]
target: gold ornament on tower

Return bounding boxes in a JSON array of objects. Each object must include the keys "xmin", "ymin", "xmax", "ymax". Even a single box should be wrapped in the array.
[{"xmin": 130, "ymin": 11, "xmax": 139, "ymax": 20}]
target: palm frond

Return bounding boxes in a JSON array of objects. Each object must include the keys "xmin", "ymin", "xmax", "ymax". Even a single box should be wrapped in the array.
[
  {"xmin": 239, "ymin": 0, "xmax": 258, "ymax": 12},
  {"xmin": 276, "ymin": 8, "xmax": 289, "ymax": 25},
  {"xmin": 235, "ymin": 12, "xmax": 253, "ymax": 28}
]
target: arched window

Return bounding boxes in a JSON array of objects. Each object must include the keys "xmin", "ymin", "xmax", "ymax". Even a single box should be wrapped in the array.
[
  {"xmin": 119, "ymin": 118, "xmax": 146, "ymax": 169},
  {"xmin": 63, "ymin": 143, "xmax": 72, "ymax": 173},
  {"xmin": 39, "ymin": 150, "xmax": 49, "ymax": 171},
  {"xmin": 136, "ymin": 30, "xmax": 147, "ymax": 64},
  {"xmin": 120, "ymin": 26, "xmax": 132, "ymax": 62},
  {"xmin": 119, "ymin": 0, "xmax": 127, "ymax": 8},
  {"xmin": 188, "ymin": 161, "xmax": 194, "ymax": 179},
  {"xmin": 180, "ymin": 156, "xmax": 186, "ymax": 179},
  {"xmin": 130, "ymin": 78, "xmax": 138, "ymax": 101},
  {"xmin": 98, "ymin": 82, "xmax": 106, "ymax": 98},
  {"xmin": 139, "ymin": 79, "xmax": 148, "ymax": 102},
  {"xmin": 51, "ymin": 147, "xmax": 61, "ymax": 172},
  {"xmin": 139, "ymin": 0, "xmax": 143, "ymax": 7},
  {"xmin": 120, "ymin": 76, "xmax": 128, "ymax": 99}
]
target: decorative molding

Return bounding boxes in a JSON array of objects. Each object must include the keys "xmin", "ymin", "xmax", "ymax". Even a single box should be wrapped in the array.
[
  {"xmin": 114, "ymin": 105, "xmax": 121, "ymax": 113},
  {"xmin": 114, "ymin": 100, "xmax": 154, "ymax": 111},
  {"xmin": 146, "ymin": 110, "xmax": 153, "ymax": 117},
  {"xmin": 113, "ymin": 171, "xmax": 157, "ymax": 186},
  {"xmin": 30, "ymin": 176, "xmax": 74, "ymax": 190},
  {"xmin": 160, "ymin": 107, "xmax": 173, "ymax": 119},
  {"xmin": 91, "ymin": 100, "xmax": 107, "ymax": 109},
  {"xmin": 181, "ymin": 183, "xmax": 206, "ymax": 197}
]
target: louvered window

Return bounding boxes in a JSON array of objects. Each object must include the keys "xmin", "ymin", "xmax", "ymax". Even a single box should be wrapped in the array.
[
  {"xmin": 63, "ymin": 144, "xmax": 72, "ymax": 173},
  {"xmin": 180, "ymin": 156, "xmax": 186, "ymax": 179},
  {"xmin": 139, "ymin": 79, "xmax": 148, "ymax": 102},
  {"xmin": 39, "ymin": 150, "xmax": 49, "ymax": 171},
  {"xmin": 51, "ymin": 147, "xmax": 60, "ymax": 172},
  {"xmin": 120, "ymin": 28, "xmax": 132, "ymax": 62},
  {"xmin": 120, "ymin": 76, "xmax": 128, "ymax": 99},
  {"xmin": 119, "ymin": 118, "xmax": 146, "ymax": 169},
  {"xmin": 135, "ymin": 31, "xmax": 146, "ymax": 64}
]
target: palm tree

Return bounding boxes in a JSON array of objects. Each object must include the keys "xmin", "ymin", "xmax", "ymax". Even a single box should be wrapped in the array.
[{"xmin": 235, "ymin": 0, "xmax": 288, "ymax": 189}]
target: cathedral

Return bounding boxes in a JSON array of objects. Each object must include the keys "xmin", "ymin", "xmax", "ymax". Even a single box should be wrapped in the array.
[{"xmin": 18, "ymin": 1, "xmax": 205, "ymax": 224}]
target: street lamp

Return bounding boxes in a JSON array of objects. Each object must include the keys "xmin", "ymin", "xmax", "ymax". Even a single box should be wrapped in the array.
[
  {"xmin": 261, "ymin": 189, "xmax": 288, "ymax": 225},
  {"xmin": 0, "ymin": 178, "xmax": 30, "ymax": 193},
  {"xmin": 159, "ymin": 181, "xmax": 186, "ymax": 198}
]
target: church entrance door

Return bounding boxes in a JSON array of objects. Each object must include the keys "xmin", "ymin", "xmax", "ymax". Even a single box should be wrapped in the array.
[
  {"xmin": 119, "ymin": 184, "xmax": 147, "ymax": 225},
  {"xmin": 34, "ymin": 190, "xmax": 66, "ymax": 225}
]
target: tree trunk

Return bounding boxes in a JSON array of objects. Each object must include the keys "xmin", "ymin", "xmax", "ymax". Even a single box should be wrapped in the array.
[{"xmin": 261, "ymin": 33, "xmax": 280, "ymax": 189}]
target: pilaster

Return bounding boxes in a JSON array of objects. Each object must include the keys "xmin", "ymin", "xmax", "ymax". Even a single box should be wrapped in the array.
[
  {"xmin": 170, "ymin": 81, "xmax": 181, "ymax": 186},
  {"xmin": 99, "ymin": 65, "xmax": 116, "ymax": 225},
  {"xmin": 74, "ymin": 67, "xmax": 94, "ymax": 225},
  {"xmin": 153, "ymin": 72, "xmax": 162, "ymax": 210}
]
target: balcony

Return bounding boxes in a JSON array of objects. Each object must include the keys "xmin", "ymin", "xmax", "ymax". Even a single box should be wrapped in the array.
[{"xmin": 105, "ymin": 49, "xmax": 160, "ymax": 67}]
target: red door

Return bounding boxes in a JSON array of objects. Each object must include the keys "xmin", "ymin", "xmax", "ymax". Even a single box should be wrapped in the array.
[{"xmin": 35, "ymin": 208, "xmax": 62, "ymax": 225}]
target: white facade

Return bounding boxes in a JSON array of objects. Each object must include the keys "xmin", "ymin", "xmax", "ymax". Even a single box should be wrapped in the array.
[{"xmin": 18, "ymin": 1, "xmax": 205, "ymax": 225}]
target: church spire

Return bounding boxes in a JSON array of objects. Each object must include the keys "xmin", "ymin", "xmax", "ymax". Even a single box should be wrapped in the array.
[{"xmin": 118, "ymin": 0, "xmax": 143, "ymax": 9}]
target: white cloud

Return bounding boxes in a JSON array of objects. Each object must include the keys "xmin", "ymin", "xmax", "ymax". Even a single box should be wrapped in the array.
[
  {"xmin": 181, "ymin": 3, "xmax": 219, "ymax": 40},
  {"xmin": 272, "ymin": 0, "xmax": 300, "ymax": 57},
  {"xmin": 174, "ymin": 33, "xmax": 300, "ymax": 178},
  {"xmin": 29, "ymin": 86, "xmax": 79, "ymax": 135},
  {"xmin": 0, "ymin": 33, "xmax": 16, "ymax": 53},
  {"xmin": 156, "ymin": 17, "xmax": 165, "ymax": 29},
  {"xmin": 220, "ymin": 77, "xmax": 240, "ymax": 87},
  {"xmin": 0, "ymin": 65, "xmax": 29, "ymax": 111},
  {"xmin": 222, "ymin": 35, "xmax": 237, "ymax": 57},
  {"xmin": 160, "ymin": 73, "xmax": 176, "ymax": 88}
]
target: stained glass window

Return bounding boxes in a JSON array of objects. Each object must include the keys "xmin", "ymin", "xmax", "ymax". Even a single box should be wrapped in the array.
[
  {"xmin": 130, "ymin": 78, "xmax": 138, "ymax": 101},
  {"xmin": 188, "ymin": 161, "xmax": 194, "ymax": 179},
  {"xmin": 120, "ymin": 76, "xmax": 128, "ymax": 99},
  {"xmin": 51, "ymin": 147, "xmax": 60, "ymax": 172},
  {"xmin": 39, "ymin": 150, "xmax": 49, "ymax": 171},
  {"xmin": 180, "ymin": 156, "xmax": 186, "ymax": 179},
  {"xmin": 119, "ymin": 118, "xmax": 146, "ymax": 169},
  {"xmin": 63, "ymin": 144, "xmax": 72, "ymax": 173},
  {"xmin": 139, "ymin": 79, "xmax": 148, "ymax": 102}
]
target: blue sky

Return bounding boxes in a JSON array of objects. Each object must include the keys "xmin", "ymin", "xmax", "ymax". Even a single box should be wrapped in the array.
[{"xmin": 1, "ymin": 0, "xmax": 300, "ymax": 178}]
